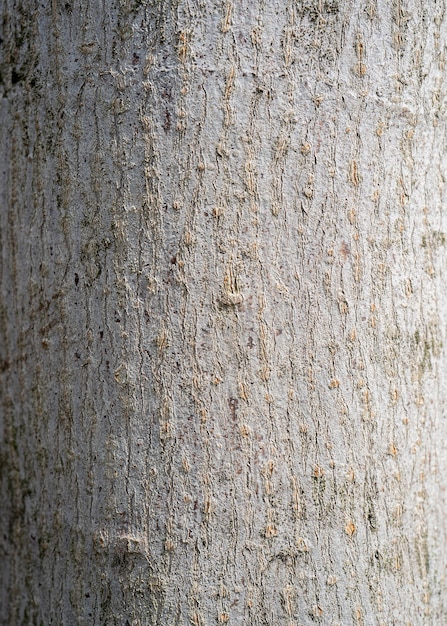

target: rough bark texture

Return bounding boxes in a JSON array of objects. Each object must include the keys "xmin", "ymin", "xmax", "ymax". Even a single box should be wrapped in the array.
[{"xmin": 2, "ymin": 1, "xmax": 447, "ymax": 624}]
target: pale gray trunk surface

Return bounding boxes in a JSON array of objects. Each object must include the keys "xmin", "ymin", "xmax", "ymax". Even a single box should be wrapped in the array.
[{"xmin": 1, "ymin": 1, "xmax": 447, "ymax": 624}]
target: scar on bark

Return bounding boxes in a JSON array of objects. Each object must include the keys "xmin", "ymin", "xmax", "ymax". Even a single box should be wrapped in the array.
[{"xmin": 228, "ymin": 397, "xmax": 238, "ymax": 420}]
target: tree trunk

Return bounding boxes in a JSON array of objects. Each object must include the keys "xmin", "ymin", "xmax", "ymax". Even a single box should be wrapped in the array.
[{"xmin": 2, "ymin": 1, "xmax": 447, "ymax": 624}]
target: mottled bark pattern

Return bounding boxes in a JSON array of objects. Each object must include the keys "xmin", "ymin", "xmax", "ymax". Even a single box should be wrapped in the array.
[{"xmin": 1, "ymin": 0, "xmax": 447, "ymax": 624}]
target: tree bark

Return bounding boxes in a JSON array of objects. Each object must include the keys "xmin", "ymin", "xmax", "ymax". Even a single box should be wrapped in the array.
[{"xmin": 2, "ymin": 1, "xmax": 447, "ymax": 624}]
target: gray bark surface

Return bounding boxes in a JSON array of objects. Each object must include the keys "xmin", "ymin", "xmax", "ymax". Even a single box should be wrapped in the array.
[{"xmin": 1, "ymin": 1, "xmax": 447, "ymax": 624}]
